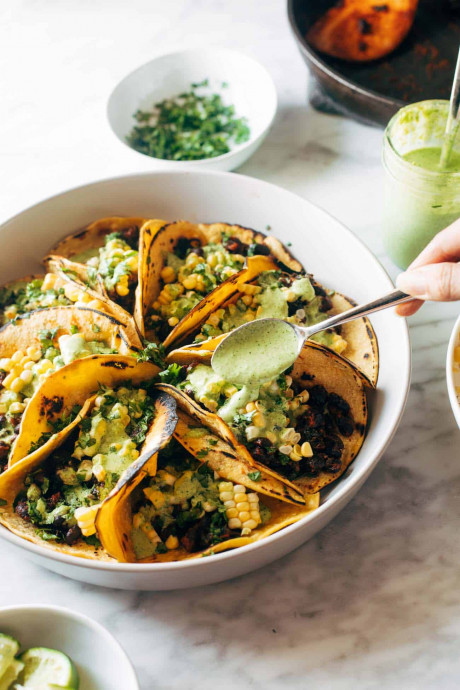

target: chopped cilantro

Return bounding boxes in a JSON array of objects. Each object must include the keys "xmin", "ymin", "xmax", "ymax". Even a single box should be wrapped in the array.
[
  {"xmin": 248, "ymin": 470, "xmax": 262, "ymax": 482},
  {"xmin": 70, "ymin": 324, "xmax": 78, "ymax": 334},
  {"xmin": 158, "ymin": 363, "xmax": 183, "ymax": 386},
  {"xmin": 232, "ymin": 410, "xmax": 255, "ymax": 431},
  {"xmin": 196, "ymin": 449, "xmax": 208, "ymax": 459},
  {"xmin": 126, "ymin": 81, "xmax": 250, "ymax": 162},
  {"xmin": 0, "ymin": 498, "xmax": 6, "ymax": 507},
  {"xmin": 156, "ymin": 542, "xmax": 168, "ymax": 554},
  {"xmin": 83, "ymin": 534, "xmax": 101, "ymax": 547},
  {"xmin": 92, "ymin": 324, "xmax": 101, "ymax": 333},
  {"xmin": 136, "ymin": 342, "xmax": 165, "ymax": 367}
]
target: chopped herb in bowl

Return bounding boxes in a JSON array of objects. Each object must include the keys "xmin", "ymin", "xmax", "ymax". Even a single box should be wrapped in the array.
[{"xmin": 126, "ymin": 80, "xmax": 250, "ymax": 161}]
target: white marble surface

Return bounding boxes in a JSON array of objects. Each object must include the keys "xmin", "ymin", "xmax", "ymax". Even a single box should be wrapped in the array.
[{"xmin": 1, "ymin": 1, "xmax": 460, "ymax": 688}]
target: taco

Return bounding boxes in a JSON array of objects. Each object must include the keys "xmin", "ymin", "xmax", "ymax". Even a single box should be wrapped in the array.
[
  {"xmin": 135, "ymin": 220, "xmax": 302, "ymax": 344},
  {"xmin": 164, "ymin": 255, "xmax": 378, "ymax": 386},
  {"xmin": 96, "ymin": 391, "xmax": 317, "ymax": 563},
  {"xmin": 0, "ymin": 307, "xmax": 134, "ymax": 470},
  {"xmin": 0, "ymin": 274, "xmax": 73, "ymax": 326},
  {"xmin": 0, "ymin": 357, "xmax": 174, "ymax": 558},
  {"xmin": 44, "ymin": 216, "xmax": 153, "ymax": 318},
  {"xmin": 159, "ymin": 340, "xmax": 368, "ymax": 495}
]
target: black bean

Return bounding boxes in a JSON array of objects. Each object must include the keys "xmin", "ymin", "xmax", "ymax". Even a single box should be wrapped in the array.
[{"xmin": 65, "ymin": 525, "xmax": 82, "ymax": 545}]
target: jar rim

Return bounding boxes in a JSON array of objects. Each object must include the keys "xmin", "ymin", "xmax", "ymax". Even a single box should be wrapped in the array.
[{"xmin": 384, "ymin": 99, "xmax": 460, "ymax": 179}]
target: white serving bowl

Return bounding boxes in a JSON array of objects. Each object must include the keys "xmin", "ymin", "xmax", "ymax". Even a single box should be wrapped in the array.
[
  {"xmin": 0, "ymin": 605, "xmax": 139, "ymax": 690},
  {"xmin": 107, "ymin": 49, "xmax": 277, "ymax": 172},
  {"xmin": 0, "ymin": 171, "xmax": 410, "ymax": 590},
  {"xmin": 447, "ymin": 314, "xmax": 460, "ymax": 427}
]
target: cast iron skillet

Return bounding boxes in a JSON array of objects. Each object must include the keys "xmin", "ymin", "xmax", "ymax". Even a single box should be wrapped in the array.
[{"xmin": 288, "ymin": 0, "xmax": 460, "ymax": 127}]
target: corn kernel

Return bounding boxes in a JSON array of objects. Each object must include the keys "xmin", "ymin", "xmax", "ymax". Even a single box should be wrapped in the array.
[
  {"xmin": 27, "ymin": 346, "xmax": 42, "ymax": 361},
  {"xmin": 10, "ymin": 378, "xmax": 25, "ymax": 394},
  {"xmin": 165, "ymin": 534, "xmax": 179, "ymax": 550},
  {"xmin": 226, "ymin": 507, "xmax": 238, "ymax": 519},
  {"xmin": 301, "ymin": 442, "xmax": 313, "ymax": 457},
  {"xmin": 242, "ymin": 295, "xmax": 253, "ymax": 306},
  {"xmin": 168, "ymin": 316, "xmax": 179, "ymax": 327},
  {"xmin": 20, "ymin": 369, "xmax": 33, "ymax": 384},
  {"xmin": 245, "ymin": 402, "xmax": 256, "ymax": 413},
  {"xmin": 161, "ymin": 266, "xmax": 176, "ymax": 283},
  {"xmin": 182, "ymin": 275, "xmax": 197, "ymax": 290},
  {"xmin": 116, "ymin": 283, "xmax": 130, "ymax": 297},
  {"xmin": 220, "ymin": 491, "xmax": 233, "ymax": 502},
  {"xmin": 11, "ymin": 350, "xmax": 25, "ymax": 364},
  {"xmin": 242, "ymin": 519, "xmax": 258, "ymax": 530},
  {"xmin": 74, "ymin": 504, "xmax": 99, "ymax": 536},
  {"xmin": 0, "ymin": 358, "xmax": 12, "ymax": 372},
  {"xmin": 298, "ymin": 389, "xmax": 310, "ymax": 403},
  {"xmin": 41, "ymin": 273, "xmax": 59, "ymax": 291},
  {"xmin": 64, "ymin": 284, "xmax": 80, "ymax": 302},
  {"xmin": 279, "ymin": 444, "xmax": 293, "ymax": 455},
  {"xmin": 253, "ymin": 412, "xmax": 265, "ymax": 428},
  {"xmin": 228, "ymin": 518, "xmax": 242, "ymax": 529},
  {"xmin": 9, "ymin": 401, "xmax": 26, "ymax": 414},
  {"xmin": 239, "ymin": 511, "xmax": 250, "ymax": 522},
  {"xmin": 133, "ymin": 513, "xmax": 142, "ymax": 529}
]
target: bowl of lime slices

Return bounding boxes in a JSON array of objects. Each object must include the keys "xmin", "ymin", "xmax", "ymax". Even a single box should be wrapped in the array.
[{"xmin": 0, "ymin": 605, "xmax": 138, "ymax": 690}]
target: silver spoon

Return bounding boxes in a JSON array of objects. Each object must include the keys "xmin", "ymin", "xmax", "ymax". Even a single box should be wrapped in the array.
[
  {"xmin": 211, "ymin": 288, "xmax": 413, "ymax": 385},
  {"xmin": 440, "ymin": 46, "xmax": 460, "ymax": 170}
]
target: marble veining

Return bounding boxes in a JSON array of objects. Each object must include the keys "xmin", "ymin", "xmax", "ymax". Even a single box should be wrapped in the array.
[{"xmin": 1, "ymin": 1, "xmax": 459, "ymax": 688}]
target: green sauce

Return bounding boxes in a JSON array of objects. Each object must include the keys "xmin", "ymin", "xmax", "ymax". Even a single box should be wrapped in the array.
[
  {"xmin": 403, "ymin": 147, "xmax": 460, "ymax": 173},
  {"xmin": 212, "ymin": 319, "xmax": 299, "ymax": 385},
  {"xmin": 383, "ymin": 100, "xmax": 460, "ymax": 269}
]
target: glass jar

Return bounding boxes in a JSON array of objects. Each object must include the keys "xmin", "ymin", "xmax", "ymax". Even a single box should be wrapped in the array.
[{"xmin": 382, "ymin": 100, "xmax": 460, "ymax": 269}]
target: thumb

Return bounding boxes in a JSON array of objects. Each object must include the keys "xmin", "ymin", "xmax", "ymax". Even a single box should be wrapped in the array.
[{"xmin": 396, "ymin": 262, "xmax": 460, "ymax": 302}]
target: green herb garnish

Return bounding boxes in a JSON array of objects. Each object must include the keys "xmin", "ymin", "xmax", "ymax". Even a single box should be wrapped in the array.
[
  {"xmin": 127, "ymin": 81, "xmax": 250, "ymax": 161},
  {"xmin": 158, "ymin": 363, "xmax": 183, "ymax": 386}
]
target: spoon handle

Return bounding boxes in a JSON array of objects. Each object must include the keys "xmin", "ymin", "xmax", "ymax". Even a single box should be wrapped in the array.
[{"xmin": 303, "ymin": 289, "xmax": 413, "ymax": 338}]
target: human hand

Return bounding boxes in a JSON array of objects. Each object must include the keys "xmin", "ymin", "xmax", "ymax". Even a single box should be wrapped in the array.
[{"xmin": 396, "ymin": 217, "xmax": 460, "ymax": 317}]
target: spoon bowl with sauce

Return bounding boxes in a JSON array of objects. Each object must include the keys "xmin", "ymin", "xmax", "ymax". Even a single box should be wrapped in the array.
[{"xmin": 212, "ymin": 289, "xmax": 413, "ymax": 385}]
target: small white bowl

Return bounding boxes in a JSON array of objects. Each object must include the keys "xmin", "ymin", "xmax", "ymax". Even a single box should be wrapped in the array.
[
  {"xmin": 447, "ymin": 314, "xmax": 460, "ymax": 427},
  {"xmin": 107, "ymin": 49, "xmax": 277, "ymax": 172},
  {"xmin": 0, "ymin": 605, "xmax": 139, "ymax": 690}
]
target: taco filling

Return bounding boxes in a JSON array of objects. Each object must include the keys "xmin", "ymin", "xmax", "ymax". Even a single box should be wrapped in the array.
[
  {"xmin": 72, "ymin": 229, "xmax": 140, "ymax": 312},
  {"xmin": 13, "ymin": 384, "xmax": 156, "ymax": 546},
  {"xmin": 130, "ymin": 439, "xmax": 271, "ymax": 559},
  {"xmin": 193, "ymin": 269, "xmax": 347, "ymax": 353},
  {"xmin": 146, "ymin": 233, "xmax": 273, "ymax": 340},
  {"xmin": 0, "ymin": 274, "xmax": 112, "ymax": 326},
  {"xmin": 0, "ymin": 330, "xmax": 118, "ymax": 471},
  {"xmin": 173, "ymin": 363, "xmax": 356, "ymax": 483}
]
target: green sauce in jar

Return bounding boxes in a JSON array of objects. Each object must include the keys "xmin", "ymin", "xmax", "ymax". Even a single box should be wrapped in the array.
[{"xmin": 382, "ymin": 100, "xmax": 460, "ymax": 269}]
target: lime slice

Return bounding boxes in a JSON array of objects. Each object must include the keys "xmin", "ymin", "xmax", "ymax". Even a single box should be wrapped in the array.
[
  {"xmin": 0, "ymin": 658, "xmax": 24, "ymax": 690},
  {"xmin": 0, "ymin": 633, "xmax": 20, "ymax": 679},
  {"xmin": 17, "ymin": 648, "xmax": 79, "ymax": 689}
]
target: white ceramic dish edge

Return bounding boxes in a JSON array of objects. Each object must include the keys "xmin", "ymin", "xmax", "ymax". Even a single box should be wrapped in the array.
[{"xmin": 446, "ymin": 314, "xmax": 460, "ymax": 427}]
